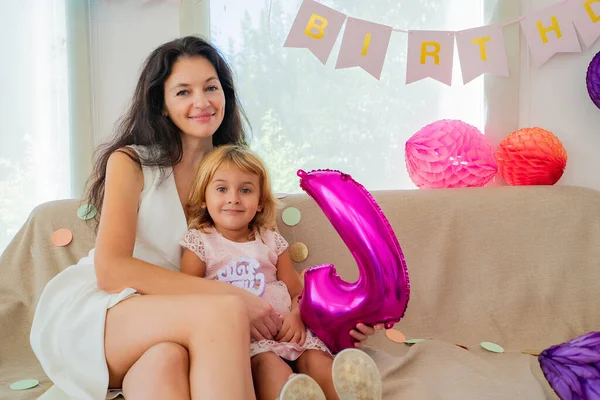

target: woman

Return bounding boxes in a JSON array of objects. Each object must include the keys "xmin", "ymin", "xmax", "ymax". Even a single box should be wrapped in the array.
[{"xmin": 30, "ymin": 36, "xmax": 380, "ymax": 400}]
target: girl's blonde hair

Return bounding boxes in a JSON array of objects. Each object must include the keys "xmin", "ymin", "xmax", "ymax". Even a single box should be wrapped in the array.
[{"xmin": 186, "ymin": 145, "xmax": 278, "ymax": 233}]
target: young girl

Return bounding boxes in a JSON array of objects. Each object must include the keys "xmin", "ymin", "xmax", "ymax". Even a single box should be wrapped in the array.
[{"xmin": 180, "ymin": 144, "xmax": 382, "ymax": 400}]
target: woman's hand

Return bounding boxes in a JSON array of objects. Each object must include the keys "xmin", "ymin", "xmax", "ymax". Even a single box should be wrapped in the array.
[
  {"xmin": 241, "ymin": 291, "xmax": 282, "ymax": 341},
  {"xmin": 350, "ymin": 323, "xmax": 384, "ymax": 348},
  {"xmin": 275, "ymin": 309, "xmax": 306, "ymax": 346}
]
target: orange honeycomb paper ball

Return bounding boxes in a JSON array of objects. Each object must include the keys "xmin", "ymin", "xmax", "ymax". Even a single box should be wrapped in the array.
[{"xmin": 495, "ymin": 127, "xmax": 567, "ymax": 186}]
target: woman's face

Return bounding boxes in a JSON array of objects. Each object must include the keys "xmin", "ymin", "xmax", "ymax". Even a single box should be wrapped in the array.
[{"xmin": 163, "ymin": 56, "xmax": 226, "ymax": 140}]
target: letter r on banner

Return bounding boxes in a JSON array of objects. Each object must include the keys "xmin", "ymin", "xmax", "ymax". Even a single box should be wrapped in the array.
[{"xmin": 420, "ymin": 41, "xmax": 441, "ymax": 65}]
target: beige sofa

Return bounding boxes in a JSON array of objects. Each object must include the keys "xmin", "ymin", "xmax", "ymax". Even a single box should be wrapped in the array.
[{"xmin": 2, "ymin": 185, "xmax": 600, "ymax": 399}]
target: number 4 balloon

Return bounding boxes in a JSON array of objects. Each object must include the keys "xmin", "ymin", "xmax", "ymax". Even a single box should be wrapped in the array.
[{"xmin": 297, "ymin": 169, "xmax": 411, "ymax": 354}]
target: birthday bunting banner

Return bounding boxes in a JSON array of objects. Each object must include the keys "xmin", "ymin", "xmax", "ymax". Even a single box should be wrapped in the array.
[{"xmin": 283, "ymin": 0, "xmax": 600, "ymax": 84}]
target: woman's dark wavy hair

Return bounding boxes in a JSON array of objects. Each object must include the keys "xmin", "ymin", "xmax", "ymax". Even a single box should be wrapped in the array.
[{"xmin": 83, "ymin": 36, "xmax": 249, "ymax": 223}]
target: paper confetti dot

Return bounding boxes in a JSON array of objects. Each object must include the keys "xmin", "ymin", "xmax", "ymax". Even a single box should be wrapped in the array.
[
  {"xmin": 289, "ymin": 242, "xmax": 309, "ymax": 262},
  {"xmin": 385, "ymin": 329, "xmax": 406, "ymax": 343},
  {"xmin": 10, "ymin": 379, "xmax": 39, "ymax": 391},
  {"xmin": 455, "ymin": 344, "xmax": 469, "ymax": 350},
  {"xmin": 480, "ymin": 341, "xmax": 505, "ymax": 353},
  {"xmin": 404, "ymin": 338, "xmax": 425, "ymax": 345},
  {"xmin": 282, "ymin": 207, "xmax": 301, "ymax": 226},
  {"xmin": 51, "ymin": 229, "xmax": 73, "ymax": 247},
  {"xmin": 275, "ymin": 193, "xmax": 288, "ymax": 199},
  {"xmin": 77, "ymin": 204, "xmax": 97, "ymax": 220}
]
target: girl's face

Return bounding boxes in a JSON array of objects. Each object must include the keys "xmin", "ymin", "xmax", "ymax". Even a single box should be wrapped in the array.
[
  {"xmin": 204, "ymin": 164, "xmax": 262, "ymax": 235},
  {"xmin": 163, "ymin": 56, "xmax": 226, "ymax": 140}
]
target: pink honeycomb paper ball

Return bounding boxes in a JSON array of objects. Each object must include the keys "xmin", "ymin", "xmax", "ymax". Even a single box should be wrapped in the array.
[{"xmin": 405, "ymin": 119, "xmax": 498, "ymax": 189}]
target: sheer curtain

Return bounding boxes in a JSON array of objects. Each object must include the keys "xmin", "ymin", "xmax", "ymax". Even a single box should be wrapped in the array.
[
  {"xmin": 0, "ymin": 0, "xmax": 71, "ymax": 254},
  {"xmin": 204, "ymin": 0, "xmax": 516, "ymax": 194}
]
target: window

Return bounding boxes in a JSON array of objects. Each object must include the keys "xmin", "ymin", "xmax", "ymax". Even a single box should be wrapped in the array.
[
  {"xmin": 0, "ymin": 0, "xmax": 71, "ymax": 254},
  {"xmin": 209, "ymin": 0, "xmax": 501, "ymax": 193}
]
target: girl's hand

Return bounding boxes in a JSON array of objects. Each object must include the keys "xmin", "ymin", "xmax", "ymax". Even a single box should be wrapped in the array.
[
  {"xmin": 275, "ymin": 309, "xmax": 306, "ymax": 346},
  {"xmin": 350, "ymin": 323, "xmax": 384, "ymax": 348},
  {"xmin": 242, "ymin": 292, "xmax": 282, "ymax": 341}
]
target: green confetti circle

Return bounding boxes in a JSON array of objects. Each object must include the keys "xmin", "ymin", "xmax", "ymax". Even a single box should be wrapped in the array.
[
  {"xmin": 282, "ymin": 207, "xmax": 302, "ymax": 226},
  {"xmin": 10, "ymin": 379, "xmax": 39, "ymax": 391},
  {"xmin": 480, "ymin": 341, "xmax": 505, "ymax": 353},
  {"xmin": 77, "ymin": 204, "xmax": 97, "ymax": 220}
]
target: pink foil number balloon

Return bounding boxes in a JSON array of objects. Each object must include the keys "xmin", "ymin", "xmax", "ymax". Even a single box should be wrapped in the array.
[
  {"xmin": 405, "ymin": 119, "xmax": 497, "ymax": 188},
  {"xmin": 297, "ymin": 169, "xmax": 410, "ymax": 354}
]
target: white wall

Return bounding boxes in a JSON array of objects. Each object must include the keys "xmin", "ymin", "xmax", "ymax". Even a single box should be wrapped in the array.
[
  {"xmin": 90, "ymin": 0, "xmax": 600, "ymax": 190},
  {"xmin": 90, "ymin": 0, "xmax": 180, "ymax": 144},
  {"xmin": 518, "ymin": 0, "xmax": 600, "ymax": 189}
]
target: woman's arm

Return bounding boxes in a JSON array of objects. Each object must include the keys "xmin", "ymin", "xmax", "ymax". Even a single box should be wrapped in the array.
[
  {"xmin": 93, "ymin": 150, "xmax": 242, "ymax": 297},
  {"xmin": 93, "ymin": 150, "xmax": 281, "ymax": 338}
]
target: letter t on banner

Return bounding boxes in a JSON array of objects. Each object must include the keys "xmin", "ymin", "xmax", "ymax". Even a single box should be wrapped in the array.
[
  {"xmin": 456, "ymin": 25, "xmax": 509, "ymax": 84},
  {"xmin": 335, "ymin": 17, "xmax": 393, "ymax": 80},
  {"xmin": 520, "ymin": 1, "xmax": 581, "ymax": 67},
  {"xmin": 283, "ymin": 0, "xmax": 347, "ymax": 64},
  {"xmin": 406, "ymin": 30, "xmax": 455, "ymax": 86}
]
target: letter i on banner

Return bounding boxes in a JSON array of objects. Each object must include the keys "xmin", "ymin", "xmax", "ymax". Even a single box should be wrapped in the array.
[
  {"xmin": 335, "ymin": 17, "xmax": 393, "ymax": 80},
  {"xmin": 456, "ymin": 25, "xmax": 509, "ymax": 84},
  {"xmin": 566, "ymin": 0, "xmax": 600, "ymax": 48},
  {"xmin": 520, "ymin": 1, "xmax": 581, "ymax": 68},
  {"xmin": 406, "ymin": 30, "xmax": 455, "ymax": 86},
  {"xmin": 283, "ymin": 0, "xmax": 347, "ymax": 64}
]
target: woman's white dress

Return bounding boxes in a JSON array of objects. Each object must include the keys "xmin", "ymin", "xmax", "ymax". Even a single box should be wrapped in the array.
[{"xmin": 30, "ymin": 146, "xmax": 188, "ymax": 400}]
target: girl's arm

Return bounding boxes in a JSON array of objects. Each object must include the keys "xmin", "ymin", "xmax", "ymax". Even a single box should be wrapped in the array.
[
  {"xmin": 275, "ymin": 250, "xmax": 306, "ymax": 343},
  {"xmin": 180, "ymin": 248, "xmax": 207, "ymax": 277},
  {"xmin": 275, "ymin": 250, "xmax": 303, "ymax": 312}
]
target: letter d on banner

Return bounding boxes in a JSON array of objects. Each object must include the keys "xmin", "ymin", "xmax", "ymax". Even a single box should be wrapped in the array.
[
  {"xmin": 567, "ymin": 0, "xmax": 600, "ymax": 48},
  {"xmin": 284, "ymin": 0, "xmax": 347, "ymax": 64}
]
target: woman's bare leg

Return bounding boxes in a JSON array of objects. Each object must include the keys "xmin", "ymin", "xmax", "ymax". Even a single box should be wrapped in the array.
[
  {"xmin": 105, "ymin": 294, "xmax": 254, "ymax": 400},
  {"xmin": 296, "ymin": 350, "xmax": 338, "ymax": 400},
  {"xmin": 251, "ymin": 352, "xmax": 292, "ymax": 400},
  {"xmin": 122, "ymin": 342, "xmax": 191, "ymax": 400}
]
